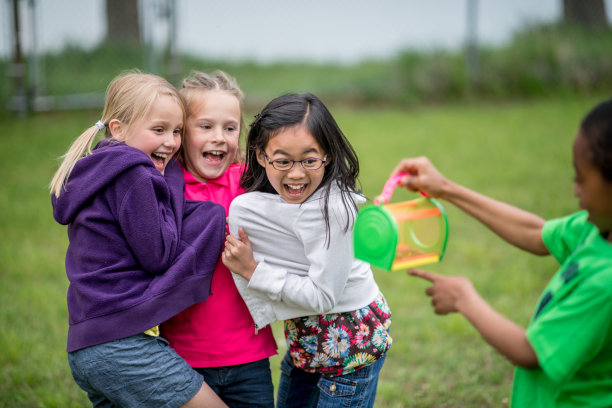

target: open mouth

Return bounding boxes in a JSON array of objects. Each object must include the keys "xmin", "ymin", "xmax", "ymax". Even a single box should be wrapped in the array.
[
  {"xmin": 151, "ymin": 152, "xmax": 169, "ymax": 170},
  {"xmin": 203, "ymin": 151, "xmax": 225, "ymax": 165},
  {"xmin": 285, "ymin": 183, "xmax": 307, "ymax": 198}
]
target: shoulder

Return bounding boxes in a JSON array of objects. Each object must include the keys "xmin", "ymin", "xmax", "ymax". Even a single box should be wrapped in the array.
[
  {"xmin": 542, "ymin": 211, "xmax": 592, "ymax": 260},
  {"xmin": 325, "ymin": 184, "xmax": 364, "ymax": 226},
  {"xmin": 90, "ymin": 140, "xmax": 157, "ymax": 178},
  {"xmin": 226, "ymin": 163, "xmax": 246, "ymax": 179},
  {"xmin": 225, "ymin": 163, "xmax": 246, "ymax": 193},
  {"xmin": 543, "ymin": 211, "xmax": 590, "ymax": 237},
  {"xmin": 230, "ymin": 191, "xmax": 274, "ymax": 210},
  {"xmin": 228, "ymin": 192, "xmax": 282, "ymax": 232},
  {"xmin": 163, "ymin": 159, "xmax": 185, "ymax": 184}
]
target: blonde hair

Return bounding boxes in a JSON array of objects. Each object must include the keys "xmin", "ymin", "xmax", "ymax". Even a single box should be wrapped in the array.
[
  {"xmin": 50, "ymin": 71, "xmax": 185, "ymax": 197},
  {"xmin": 177, "ymin": 70, "xmax": 245, "ymax": 164}
]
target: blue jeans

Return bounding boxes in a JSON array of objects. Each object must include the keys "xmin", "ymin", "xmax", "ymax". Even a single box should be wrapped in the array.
[
  {"xmin": 68, "ymin": 334, "xmax": 203, "ymax": 408},
  {"xmin": 276, "ymin": 351, "xmax": 387, "ymax": 408},
  {"xmin": 195, "ymin": 358, "xmax": 274, "ymax": 408}
]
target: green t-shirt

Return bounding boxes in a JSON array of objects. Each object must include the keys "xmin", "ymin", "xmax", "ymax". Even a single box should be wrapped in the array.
[{"xmin": 511, "ymin": 211, "xmax": 612, "ymax": 408}]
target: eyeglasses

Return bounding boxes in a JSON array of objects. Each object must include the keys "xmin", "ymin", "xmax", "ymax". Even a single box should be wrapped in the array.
[{"xmin": 261, "ymin": 150, "xmax": 327, "ymax": 171}]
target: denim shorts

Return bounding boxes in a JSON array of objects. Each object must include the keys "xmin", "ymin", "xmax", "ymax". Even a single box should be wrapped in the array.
[
  {"xmin": 68, "ymin": 334, "xmax": 203, "ymax": 408},
  {"xmin": 276, "ymin": 350, "xmax": 387, "ymax": 408},
  {"xmin": 195, "ymin": 358, "xmax": 274, "ymax": 407}
]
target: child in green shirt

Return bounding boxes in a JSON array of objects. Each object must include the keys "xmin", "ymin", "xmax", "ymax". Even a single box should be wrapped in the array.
[{"xmin": 392, "ymin": 98, "xmax": 612, "ymax": 408}]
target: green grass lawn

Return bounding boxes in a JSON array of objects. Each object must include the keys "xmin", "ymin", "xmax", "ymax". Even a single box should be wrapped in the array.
[{"xmin": 0, "ymin": 94, "xmax": 602, "ymax": 407}]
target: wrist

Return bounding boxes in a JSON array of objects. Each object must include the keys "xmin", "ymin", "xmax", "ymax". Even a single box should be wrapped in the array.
[
  {"xmin": 242, "ymin": 261, "xmax": 258, "ymax": 281},
  {"xmin": 454, "ymin": 280, "xmax": 480, "ymax": 315},
  {"xmin": 438, "ymin": 178, "xmax": 457, "ymax": 201}
]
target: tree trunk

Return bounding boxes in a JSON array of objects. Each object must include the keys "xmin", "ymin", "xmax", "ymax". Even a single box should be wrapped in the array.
[
  {"xmin": 562, "ymin": 0, "xmax": 608, "ymax": 28},
  {"xmin": 105, "ymin": 0, "xmax": 141, "ymax": 45}
]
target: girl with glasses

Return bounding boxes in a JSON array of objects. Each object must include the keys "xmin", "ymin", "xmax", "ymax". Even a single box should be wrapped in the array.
[{"xmin": 223, "ymin": 93, "xmax": 392, "ymax": 408}]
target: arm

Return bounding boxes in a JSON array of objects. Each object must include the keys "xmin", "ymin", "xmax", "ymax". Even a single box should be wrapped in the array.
[
  {"xmin": 391, "ymin": 157, "xmax": 549, "ymax": 255},
  {"xmin": 223, "ymin": 197, "xmax": 355, "ymax": 314},
  {"xmin": 223, "ymin": 225, "xmax": 351, "ymax": 314},
  {"xmin": 409, "ymin": 269, "xmax": 539, "ymax": 368},
  {"xmin": 118, "ymin": 171, "xmax": 179, "ymax": 274}
]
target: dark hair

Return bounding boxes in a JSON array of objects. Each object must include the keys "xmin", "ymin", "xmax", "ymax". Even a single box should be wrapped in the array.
[
  {"xmin": 241, "ymin": 93, "xmax": 361, "ymax": 241},
  {"xmin": 580, "ymin": 99, "xmax": 612, "ymax": 182}
]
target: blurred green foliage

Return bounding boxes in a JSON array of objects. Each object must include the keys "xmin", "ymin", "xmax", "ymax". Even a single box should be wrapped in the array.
[{"xmin": 0, "ymin": 23, "xmax": 610, "ymax": 115}]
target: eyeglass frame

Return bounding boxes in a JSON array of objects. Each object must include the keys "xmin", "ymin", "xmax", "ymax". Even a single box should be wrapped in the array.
[{"xmin": 260, "ymin": 150, "xmax": 327, "ymax": 171}]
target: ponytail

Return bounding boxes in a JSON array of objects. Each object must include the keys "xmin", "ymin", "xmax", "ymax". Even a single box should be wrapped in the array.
[
  {"xmin": 50, "ymin": 125, "xmax": 102, "ymax": 198},
  {"xmin": 50, "ymin": 71, "xmax": 185, "ymax": 198}
]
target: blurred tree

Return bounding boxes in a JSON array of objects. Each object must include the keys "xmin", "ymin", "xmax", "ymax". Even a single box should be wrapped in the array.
[
  {"xmin": 106, "ymin": 0, "xmax": 141, "ymax": 44},
  {"xmin": 562, "ymin": 0, "xmax": 608, "ymax": 28}
]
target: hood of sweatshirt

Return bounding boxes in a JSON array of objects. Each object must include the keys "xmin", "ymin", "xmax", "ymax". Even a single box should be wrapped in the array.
[{"xmin": 52, "ymin": 139, "xmax": 158, "ymax": 225}]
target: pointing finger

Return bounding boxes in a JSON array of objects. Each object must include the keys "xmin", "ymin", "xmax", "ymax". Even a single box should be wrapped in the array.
[{"xmin": 408, "ymin": 268, "xmax": 437, "ymax": 282}]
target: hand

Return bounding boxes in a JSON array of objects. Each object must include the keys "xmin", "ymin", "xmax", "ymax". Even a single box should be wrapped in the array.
[
  {"xmin": 390, "ymin": 156, "xmax": 449, "ymax": 199},
  {"xmin": 222, "ymin": 228, "xmax": 258, "ymax": 281},
  {"xmin": 410, "ymin": 269, "xmax": 538, "ymax": 367},
  {"xmin": 408, "ymin": 269, "xmax": 476, "ymax": 315}
]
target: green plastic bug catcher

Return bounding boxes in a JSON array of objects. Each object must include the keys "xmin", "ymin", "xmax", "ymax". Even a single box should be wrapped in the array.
[{"xmin": 354, "ymin": 173, "xmax": 449, "ymax": 271}]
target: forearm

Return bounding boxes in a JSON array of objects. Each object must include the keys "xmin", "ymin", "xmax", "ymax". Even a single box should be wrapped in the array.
[
  {"xmin": 457, "ymin": 290, "xmax": 538, "ymax": 368},
  {"xmin": 441, "ymin": 180, "xmax": 548, "ymax": 255}
]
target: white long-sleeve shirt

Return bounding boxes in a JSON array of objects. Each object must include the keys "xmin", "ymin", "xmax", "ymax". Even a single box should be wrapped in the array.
[{"xmin": 227, "ymin": 184, "xmax": 380, "ymax": 330}]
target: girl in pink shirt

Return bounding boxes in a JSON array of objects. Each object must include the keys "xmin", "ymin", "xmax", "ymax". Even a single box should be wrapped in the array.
[{"xmin": 161, "ymin": 71, "xmax": 277, "ymax": 407}]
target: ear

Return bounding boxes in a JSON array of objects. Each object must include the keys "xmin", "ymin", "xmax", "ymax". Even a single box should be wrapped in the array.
[
  {"xmin": 256, "ymin": 149, "xmax": 267, "ymax": 168},
  {"xmin": 324, "ymin": 154, "xmax": 331, "ymax": 167},
  {"xmin": 108, "ymin": 119, "xmax": 123, "ymax": 140}
]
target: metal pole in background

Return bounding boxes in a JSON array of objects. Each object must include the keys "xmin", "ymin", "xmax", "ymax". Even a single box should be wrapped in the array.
[
  {"xmin": 165, "ymin": 0, "xmax": 181, "ymax": 85},
  {"xmin": 8, "ymin": 0, "xmax": 28, "ymax": 115},
  {"xmin": 27, "ymin": 0, "xmax": 42, "ymax": 110},
  {"xmin": 465, "ymin": 0, "xmax": 479, "ymax": 90}
]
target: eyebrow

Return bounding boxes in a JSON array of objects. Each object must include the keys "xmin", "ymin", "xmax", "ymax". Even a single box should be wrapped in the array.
[
  {"xmin": 150, "ymin": 117, "xmax": 181, "ymax": 125},
  {"xmin": 192, "ymin": 116, "xmax": 239, "ymax": 124},
  {"xmin": 270, "ymin": 147, "xmax": 320, "ymax": 156}
]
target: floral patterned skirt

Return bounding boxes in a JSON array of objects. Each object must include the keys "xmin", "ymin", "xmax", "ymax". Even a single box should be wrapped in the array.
[{"xmin": 284, "ymin": 292, "xmax": 392, "ymax": 377}]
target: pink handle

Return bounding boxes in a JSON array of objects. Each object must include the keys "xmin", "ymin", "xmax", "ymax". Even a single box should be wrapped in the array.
[
  {"xmin": 374, "ymin": 173, "xmax": 407, "ymax": 205},
  {"xmin": 373, "ymin": 172, "xmax": 427, "ymax": 205}
]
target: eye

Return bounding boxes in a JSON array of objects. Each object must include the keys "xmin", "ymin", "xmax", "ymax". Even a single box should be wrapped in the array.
[
  {"xmin": 200, "ymin": 124, "xmax": 212, "ymax": 130},
  {"xmin": 153, "ymin": 127, "xmax": 164, "ymax": 133},
  {"xmin": 302, "ymin": 158, "xmax": 319, "ymax": 166},
  {"xmin": 173, "ymin": 128, "xmax": 183, "ymax": 136},
  {"xmin": 273, "ymin": 159, "xmax": 292, "ymax": 167}
]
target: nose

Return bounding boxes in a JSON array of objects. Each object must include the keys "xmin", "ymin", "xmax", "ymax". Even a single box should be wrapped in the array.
[
  {"xmin": 287, "ymin": 162, "xmax": 306, "ymax": 178},
  {"xmin": 211, "ymin": 126, "xmax": 225, "ymax": 143},
  {"xmin": 163, "ymin": 131, "xmax": 179, "ymax": 149}
]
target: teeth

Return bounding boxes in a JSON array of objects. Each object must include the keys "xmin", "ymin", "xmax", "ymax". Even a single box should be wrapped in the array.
[
  {"xmin": 152, "ymin": 152, "xmax": 169, "ymax": 159},
  {"xmin": 207, "ymin": 151, "xmax": 224, "ymax": 156},
  {"xmin": 287, "ymin": 184, "xmax": 305, "ymax": 190}
]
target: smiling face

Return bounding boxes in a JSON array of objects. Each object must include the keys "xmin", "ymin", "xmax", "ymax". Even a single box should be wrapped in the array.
[
  {"xmin": 257, "ymin": 124, "xmax": 328, "ymax": 204},
  {"xmin": 573, "ymin": 130, "xmax": 612, "ymax": 235},
  {"xmin": 182, "ymin": 89, "xmax": 241, "ymax": 182},
  {"xmin": 114, "ymin": 94, "xmax": 183, "ymax": 174}
]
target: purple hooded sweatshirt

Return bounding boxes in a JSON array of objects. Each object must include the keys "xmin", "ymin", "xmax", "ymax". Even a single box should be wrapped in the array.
[{"xmin": 52, "ymin": 139, "xmax": 226, "ymax": 352}]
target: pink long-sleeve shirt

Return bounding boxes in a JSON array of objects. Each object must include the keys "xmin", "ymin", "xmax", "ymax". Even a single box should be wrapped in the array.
[{"xmin": 161, "ymin": 163, "xmax": 277, "ymax": 367}]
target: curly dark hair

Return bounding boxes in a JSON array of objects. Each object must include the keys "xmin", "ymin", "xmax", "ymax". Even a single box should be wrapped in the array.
[{"xmin": 580, "ymin": 99, "xmax": 612, "ymax": 182}]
